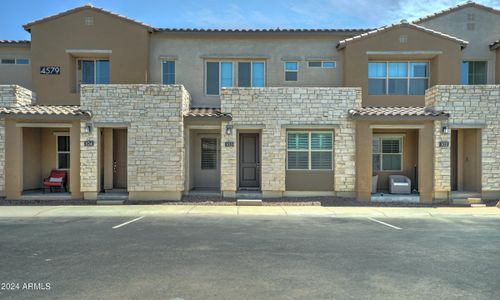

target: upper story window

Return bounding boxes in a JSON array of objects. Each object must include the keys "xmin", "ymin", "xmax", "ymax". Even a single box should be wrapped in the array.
[
  {"xmin": 77, "ymin": 59, "xmax": 109, "ymax": 91},
  {"xmin": 206, "ymin": 61, "xmax": 265, "ymax": 95},
  {"xmin": 308, "ymin": 61, "xmax": 336, "ymax": 68},
  {"xmin": 237, "ymin": 62, "xmax": 265, "ymax": 88},
  {"xmin": 1, "ymin": 58, "xmax": 29, "ymax": 65},
  {"xmin": 461, "ymin": 61, "xmax": 486, "ymax": 85},
  {"xmin": 284, "ymin": 62, "xmax": 299, "ymax": 81},
  {"xmin": 368, "ymin": 61, "xmax": 429, "ymax": 96},
  {"xmin": 162, "ymin": 60, "xmax": 175, "ymax": 84}
]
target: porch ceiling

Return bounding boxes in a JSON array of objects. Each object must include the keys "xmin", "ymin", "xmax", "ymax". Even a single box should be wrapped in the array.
[
  {"xmin": 349, "ymin": 106, "xmax": 449, "ymax": 120},
  {"xmin": 0, "ymin": 105, "xmax": 91, "ymax": 120}
]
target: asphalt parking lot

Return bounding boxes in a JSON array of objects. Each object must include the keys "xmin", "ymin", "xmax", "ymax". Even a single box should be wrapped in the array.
[{"xmin": 0, "ymin": 214, "xmax": 499, "ymax": 299}]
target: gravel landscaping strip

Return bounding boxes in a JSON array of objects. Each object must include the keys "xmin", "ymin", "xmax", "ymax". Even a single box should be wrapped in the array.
[{"xmin": 1, "ymin": 196, "xmax": 497, "ymax": 207}]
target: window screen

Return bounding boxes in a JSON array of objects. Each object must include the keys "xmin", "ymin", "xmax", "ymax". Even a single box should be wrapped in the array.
[
  {"xmin": 206, "ymin": 62, "xmax": 220, "ymax": 95},
  {"xmin": 162, "ymin": 60, "xmax": 175, "ymax": 84},
  {"xmin": 238, "ymin": 62, "xmax": 251, "ymax": 87}
]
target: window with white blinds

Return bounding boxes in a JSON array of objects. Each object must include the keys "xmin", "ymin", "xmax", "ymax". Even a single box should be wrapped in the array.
[
  {"xmin": 201, "ymin": 138, "xmax": 218, "ymax": 170},
  {"xmin": 287, "ymin": 131, "xmax": 333, "ymax": 170},
  {"xmin": 372, "ymin": 136, "xmax": 403, "ymax": 171}
]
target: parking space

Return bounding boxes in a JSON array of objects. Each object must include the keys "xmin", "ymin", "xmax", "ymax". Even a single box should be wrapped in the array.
[{"xmin": 0, "ymin": 214, "xmax": 499, "ymax": 299}]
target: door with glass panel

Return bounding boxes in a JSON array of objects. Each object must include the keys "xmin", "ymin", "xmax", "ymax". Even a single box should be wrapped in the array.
[{"xmin": 194, "ymin": 134, "xmax": 220, "ymax": 190}]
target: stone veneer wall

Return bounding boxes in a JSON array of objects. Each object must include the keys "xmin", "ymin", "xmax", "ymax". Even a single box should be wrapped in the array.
[
  {"xmin": 426, "ymin": 85, "xmax": 500, "ymax": 198},
  {"xmin": 220, "ymin": 87, "xmax": 361, "ymax": 197},
  {"xmin": 80, "ymin": 84, "xmax": 190, "ymax": 199},
  {"xmin": 0, "ymin": 85, "xmax": 33, "ymax": 107}
]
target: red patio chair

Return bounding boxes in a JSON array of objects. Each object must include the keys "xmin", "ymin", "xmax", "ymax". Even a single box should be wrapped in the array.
[{"xmin": 43, "ymin": 170, "xmax": 68, "ymax": 193}]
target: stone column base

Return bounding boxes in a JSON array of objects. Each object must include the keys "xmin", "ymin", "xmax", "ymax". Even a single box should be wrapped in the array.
[
  {"xmin": 128, "ymin": 191, "xmax": 182, "ymax": 201},
  {"xmin": 83, "ymin": 192, "xmax": 98, "ymax": 200}
]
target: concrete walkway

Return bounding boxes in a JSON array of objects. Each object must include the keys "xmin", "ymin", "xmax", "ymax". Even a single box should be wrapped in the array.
[{"xmin": 0, "ymin": 205, "xmax": 499, "ymax": 218}]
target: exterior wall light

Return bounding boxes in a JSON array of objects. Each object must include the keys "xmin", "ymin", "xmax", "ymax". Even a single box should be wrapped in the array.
[
  {"xmin": 441, "ymin": 125, "xmax": 449, "ymax": 134},
  {"xmin": 225, "ymin": 125, "xmax": 233, "ymax": 135},
  {"xmin": 84, "ymin": 123, "xmax": 93, "ymax": 133}
]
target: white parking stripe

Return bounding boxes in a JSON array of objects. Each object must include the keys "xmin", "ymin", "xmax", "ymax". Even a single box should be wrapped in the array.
[
  {"xmin": 112, "ymin": 216, "xmax": 144, "ymax": 229},
  {"xmin": 367, "ymin": 217, "xmax": 402, "ymax": 230}
]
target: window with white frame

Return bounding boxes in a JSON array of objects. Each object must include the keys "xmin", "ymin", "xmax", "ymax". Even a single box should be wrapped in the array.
[
  {"xmin": 56, "ymin": 134, "xmax": 70, "ymax": 170},
  {"xmin": 372, "ymin": 136, "xmax": 403, "ymax": 172},
  {"xmin": 308, "ymin": 61, "xmax": 336, "ymax": 68},
  {"xmin": 162, "ymin": 60, "xmax": 175, "ymax": 84},
  {"xmin": 287, "ymin": 131, "xmax": 333, "ymax": 170},
  {"xmin": 77, "ymin": 59, "xmax": 109, "ymax": 91},
  {"xmin": 284, "ymin": 61, "xmax": 298, "ymax": 81},
  {"xmin": 368, "ymin": 61, "xmax": 429, "ymax": 95}
]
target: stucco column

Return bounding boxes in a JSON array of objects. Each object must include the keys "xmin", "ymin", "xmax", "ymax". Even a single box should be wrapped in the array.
[
  {"xmin": 419, "ymin": 122, "xmax": 434, "ymax": 203},
  {"xmin": 5, "ymin": 120, "xmax": 22, "ymax": 199},
  {"xmin": 69, "ymin": 121, "xmax": 82, "ymax": 199},
  {"xmin": 355, "ymin": 121, "xmax": 372, "ymax": 202}
]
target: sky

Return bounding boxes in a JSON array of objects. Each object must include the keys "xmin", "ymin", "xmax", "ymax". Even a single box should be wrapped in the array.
[{"xmin": 1, "ymin": 0, "xmax": 499, "ymax": 40}]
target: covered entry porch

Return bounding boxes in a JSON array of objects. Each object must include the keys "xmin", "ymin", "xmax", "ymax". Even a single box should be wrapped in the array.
[
  {"xmin": 0, "ymin": 105, "xmax": 90, "ymax": 200},
  {"xmin": 351, "ymin": 106, "xmax": 449, "ymax": 203}
]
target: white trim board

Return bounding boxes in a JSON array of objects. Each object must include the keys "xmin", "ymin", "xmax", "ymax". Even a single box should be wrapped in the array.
[{"xmin": 16, "ymin": 123, "xmax": 72, "ymax": 128}]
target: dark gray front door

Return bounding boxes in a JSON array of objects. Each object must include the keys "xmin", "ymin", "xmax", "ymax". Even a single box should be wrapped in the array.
[{"xmin": 239, "ymin": 133, "xmax": 260, "ymax": 189}]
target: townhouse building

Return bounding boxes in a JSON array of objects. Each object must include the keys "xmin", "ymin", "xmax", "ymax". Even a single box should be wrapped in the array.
[{"xmin": 0, "ymin": 1, "xmax": 499, "ymax": 203}]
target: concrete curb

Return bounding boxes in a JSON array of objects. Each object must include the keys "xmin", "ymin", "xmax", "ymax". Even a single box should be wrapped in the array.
[{"xmin": 0, "ymin": 205, "xmax": 498, "ymax": 218}]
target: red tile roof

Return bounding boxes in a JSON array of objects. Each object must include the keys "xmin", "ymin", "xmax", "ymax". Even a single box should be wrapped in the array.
[
  {"xmin": 490, "ymin": 40, "xmax": 500, "ymax": 50},
  {"xmin": 0, "ymin": 105, "xmax": 91, "ymax": 119},
  {"xmin": 185, "ymin": 108, "xmax": 232, "ymax": 119},
  {"xmin": 23, "ymin": 4, "xmax": 153, "ymax": 32},
  {"xmin": 337, "ymin": 21, "xmax": 468, "ymax": 49},
  {"xmin": 413, "ymin": 1, "xmax": 500, "ymax": 24},
  {"xmin": 349, "ymin": 106, "xmax": 449, "ymax": 120}
]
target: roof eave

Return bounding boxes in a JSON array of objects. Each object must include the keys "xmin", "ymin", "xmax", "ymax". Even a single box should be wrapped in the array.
[
  {"xmin": 0, "ymin": 113, "xmax": 91, "ymax": 121},
  {"xmin": 349, "ymin": 115, "xmax": 449, "ymax": 121}
]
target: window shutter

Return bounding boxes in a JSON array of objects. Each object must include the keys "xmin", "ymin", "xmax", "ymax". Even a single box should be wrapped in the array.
[
  {"xmin": 311, "ymin": 152, "xmax": 332, "ymax": 169},
  {"xmin": 201, "ymin": 138, "xmax": 217, "ymax": 170},
  {"xmin": 288, "ymin": 152, "xmax": 309, "ymax": 170},
  {"xmin": 382, "ymin": 138, "xmax": 401, "ymax": 153},
  {"xmin": 287, "ymin": 133, "xmax": 308, "ymax": 150},
  {"xmin": 311, "ymin": 133, "xmax": 332, "ymax": 150}
]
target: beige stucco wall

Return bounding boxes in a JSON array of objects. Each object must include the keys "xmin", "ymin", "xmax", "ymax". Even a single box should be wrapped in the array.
[
  {"xmin": 341, "ymin": 25, "xmax": 463, "ymax": 107},
  {"xmin": 417, "ymin": 6, "xmax": 500, "ymax": 84},
  {"xmin": 80, "ymin": 84, "xmax": 190, "ymax": 200},
  {"xmin": 220, "ymin": 87, "xmax": 361, "ymax": 198},
  {"xmin": 29, "ymin": 7, "xmax": 150, "ymax": 105},
  {"xmin": 426, "ymin": 85, "xmax": 500, "ymax": 200},
  {"xmin": 496, "ymin": 48, "xmax": 500, "ymax": 84},
  {"xmin": 150, "ymin": 32, "xmax": 355, "ymax": 107},
  {"xmin": 0, "ymin": 45, "xmax": 32, "ymax": 90}
]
